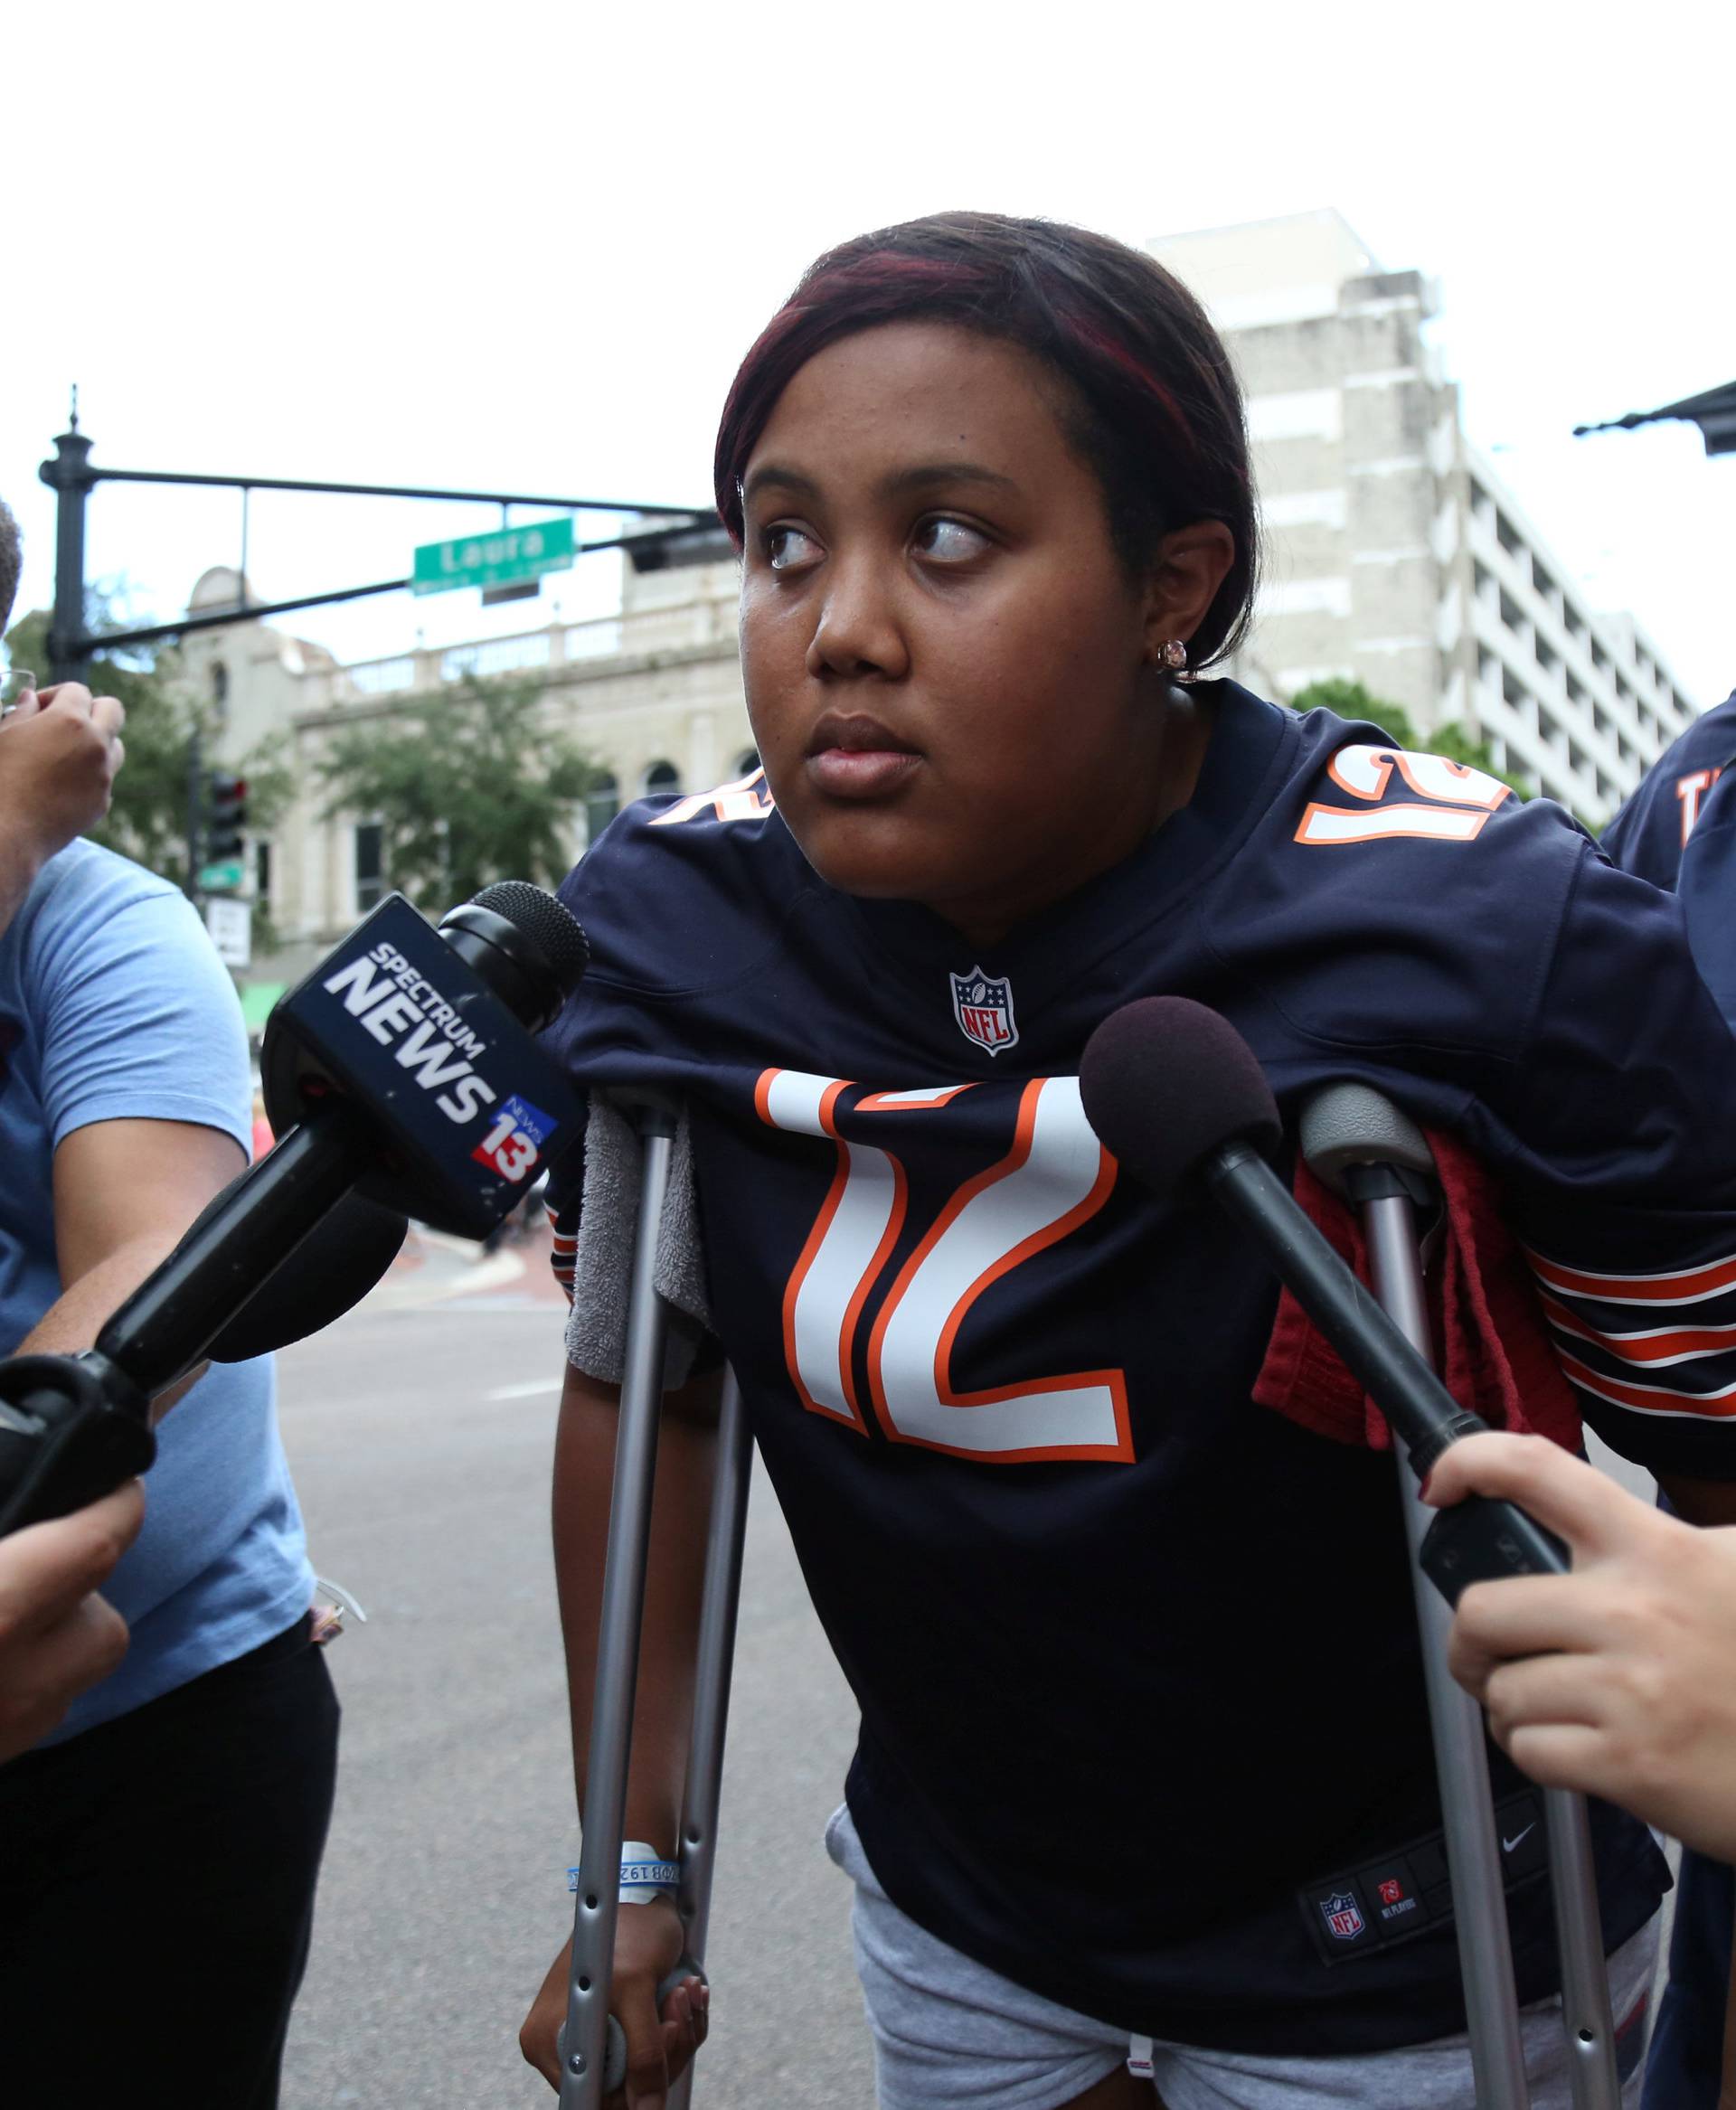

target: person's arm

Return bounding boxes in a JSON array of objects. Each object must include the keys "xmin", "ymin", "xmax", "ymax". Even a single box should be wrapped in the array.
[
  {"xmin": 1427, "ymin": 1433, "xmax": 1736, "ymax": 1860},
  {"xmin": 0, "ymin": 1480, "xmax": 145, "ymax": 1761},
  {"xmin": 520, "ymin": 1361, "xmax": 715, "ymax": 2102},
  {"xmin": 0, "ymin": 685, "xmax": 125, "ymax": 936},
  {"xmin": 16, "ymin": 1116, "xmax": 246, "ymax": 1413}
]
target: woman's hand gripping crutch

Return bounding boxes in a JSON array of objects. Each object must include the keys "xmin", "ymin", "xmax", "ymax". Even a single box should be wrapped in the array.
[
  {"xmin": 521, "ymin": 1098, "xmax": 716, "ymax": 2107},
  {"xmin": 519, "ymin": 1356, "xmax": 717, "ymax": 2105}
]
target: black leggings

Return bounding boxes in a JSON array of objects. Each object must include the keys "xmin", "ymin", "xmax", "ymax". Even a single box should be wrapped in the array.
[{"xmin": 0, "ymin": 1615, "xmax": 341, "ymax": 2110}]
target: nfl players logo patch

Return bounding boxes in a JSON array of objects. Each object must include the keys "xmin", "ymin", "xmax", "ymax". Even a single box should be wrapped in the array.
[
  {"xmin": 1320, "ymin": 1890, "xmax": 1366, "ymax": 1943},
  {"xmin": 949, "ymin": 966, "xmax": 1018, "ymax": 1055}
]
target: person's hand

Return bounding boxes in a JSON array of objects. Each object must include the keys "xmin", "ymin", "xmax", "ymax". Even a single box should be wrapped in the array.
[
  {"xmin": 521, "ymin": 1894, "xmax": 708, "ymax": 2104},
  {"xmin": 1426, "ymin": 1431, "xmax": 1736, "ymax": 1859},
  {"xmin": 0, "ymin": 681, "xmax": 127, "ymax": 868},
  {"xmin": 0, "ymin": 1480, "xmax": 145, "ymax": 1762}
]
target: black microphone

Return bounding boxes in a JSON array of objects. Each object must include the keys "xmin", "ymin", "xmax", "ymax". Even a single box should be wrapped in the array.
[
  {"xmin": 201, "ymin": 1192, "xmax": 410, "ymax": 1363},
  {"xmin": 0, "ymin": 883, "xmax": 589, "ymax": 1535},
  {"xmin": 1078, "ymin": 997, "xmax": 1568, "ymax": 1606}
]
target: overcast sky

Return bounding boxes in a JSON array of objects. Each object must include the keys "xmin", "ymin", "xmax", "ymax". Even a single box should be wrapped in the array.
[{"xmin": 6, "ymin": 2, "xmax": 1731, "ymax": 702}]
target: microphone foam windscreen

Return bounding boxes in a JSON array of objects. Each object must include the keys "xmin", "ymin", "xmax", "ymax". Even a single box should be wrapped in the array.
[
  {"xmin": 471, "ymin": 881, "xmax": 590, "ymax": 998},
  {"xmin": 207, "ymin": 1195, "xmax": 410, "ymax": 1361},
  {"xmin": 1079, "ymin": 997, "xmax": 1282, "ymax": 1197}
]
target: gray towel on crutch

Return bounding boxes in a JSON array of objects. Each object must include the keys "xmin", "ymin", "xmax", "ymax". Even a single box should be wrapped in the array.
[{"xmin": 563, "ymin": 1097, "xmax": 715, "ymax": 1389}]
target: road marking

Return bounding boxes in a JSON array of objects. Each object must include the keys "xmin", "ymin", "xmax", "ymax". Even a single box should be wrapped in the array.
[{"xmin": 486, "ymin": 1378, "xmax": 564, "ymax": 1400}]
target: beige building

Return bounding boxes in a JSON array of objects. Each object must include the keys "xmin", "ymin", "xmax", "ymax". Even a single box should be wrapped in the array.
[
  {"xmin": 1151, "ymin": 211, "xmax": 1697, "ymax": 815},
  {"xmin": 180, "ymin": 532, "xmax": 750, "ymax": 982},
  {"xmin": 189, "ymin": 210, "xmax": 1700, "ymax": 983}
]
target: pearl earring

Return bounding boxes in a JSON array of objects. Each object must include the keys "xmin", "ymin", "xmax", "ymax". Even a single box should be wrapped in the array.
[{"xmin": 1158, "ymin": 638, "xmax": 1187, "ymax": 672}]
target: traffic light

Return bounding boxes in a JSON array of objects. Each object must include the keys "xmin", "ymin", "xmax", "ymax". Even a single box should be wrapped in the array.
[{"xmin": 206, "ymin": 772, "xmax": 248, "ymax": 864}]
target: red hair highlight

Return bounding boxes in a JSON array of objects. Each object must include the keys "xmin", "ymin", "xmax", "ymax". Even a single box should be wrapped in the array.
[{"xmin": 712, "ymin": 212, "xmax": 1258, "ymax": 668}]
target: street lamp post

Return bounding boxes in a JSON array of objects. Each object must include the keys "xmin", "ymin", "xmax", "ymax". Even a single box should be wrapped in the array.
[{"xmin": 41, "ymin": 415, "xmax": 98, "ymax": 683}]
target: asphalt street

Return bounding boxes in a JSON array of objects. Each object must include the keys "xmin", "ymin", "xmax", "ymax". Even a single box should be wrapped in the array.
[{"xmin": 278, "ymin": 1229, "xmax": 876, "ymax": 2108}]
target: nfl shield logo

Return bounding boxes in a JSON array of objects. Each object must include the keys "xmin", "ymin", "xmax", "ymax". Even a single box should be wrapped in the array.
[
  {"xmin": 949, "ymin": 966, "xmax": 1018, "ymax": 1055},
  {"xmin": 1320, "ymin": 1890, "xmax": 1366, "ymax": 1942}
]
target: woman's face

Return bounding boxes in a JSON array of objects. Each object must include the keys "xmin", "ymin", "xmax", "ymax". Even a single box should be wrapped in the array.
[{"xmin": 738, "ymin": 321, "xmax": 1217, "ymax": 943}]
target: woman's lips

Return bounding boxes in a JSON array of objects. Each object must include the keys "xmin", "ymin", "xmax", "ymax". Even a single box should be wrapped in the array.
[
  {"xmin": 805, "ymin": 713, "xmax": 922, "ymax": 799},
  {"xmin": 806, "ymin": 746, "xmax": 922, "ymax": 798}
]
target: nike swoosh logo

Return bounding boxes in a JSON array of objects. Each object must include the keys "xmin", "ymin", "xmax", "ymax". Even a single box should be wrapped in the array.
[{"xmin": 1503, "ymin": 1823, "xmax": 1536, "ymax": 1853}]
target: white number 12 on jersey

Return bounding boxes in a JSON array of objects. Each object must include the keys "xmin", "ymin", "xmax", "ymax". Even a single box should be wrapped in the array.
[{"xmin": 755, "ymin": 1069, "xmax": 1132, "ymax": 1465}]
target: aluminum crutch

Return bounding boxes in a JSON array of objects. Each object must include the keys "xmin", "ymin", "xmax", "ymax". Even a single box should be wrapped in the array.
[
  {"xmin": 557, "ymin": 1098, "xmax": 751, "ymax": 2108},
  {"xmin": 667, "ymin": 1363, "xmax": 753, "ymax": 2110},
  {"xmin": 1302, "ymin": 1086, "xmax": 1620, "ymax": 2110},
  {"xmin": 559, "ymin": 1099, "xmax": 685, "ymax": 2107}
]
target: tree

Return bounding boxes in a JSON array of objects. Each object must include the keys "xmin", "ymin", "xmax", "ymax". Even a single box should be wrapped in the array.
[
  {"xmin": 316, "ymin": 673, "xmax": 606, "ymax": 912},
  {"xmin": 4, "ymin": 598, "xmax": 294, "ymax": 891},
  {"xmin": 1289, "ymin": 678, "xmax": 1531, "ymax": 800}
]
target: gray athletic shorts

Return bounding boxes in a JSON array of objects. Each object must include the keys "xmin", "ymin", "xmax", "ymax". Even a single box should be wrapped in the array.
[{"xmin": 826, "ymin": 1804, "xmax": 1655, "ymax": 2110}]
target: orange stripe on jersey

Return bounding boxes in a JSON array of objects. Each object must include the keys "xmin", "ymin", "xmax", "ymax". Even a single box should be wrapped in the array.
[
  {"xmin": 1556, "ymin": 1348, "xmax": 1736, "ymax": 1417},
  {"xmin": 1529, "ymin": 1248, "xmax": 1736, "ymax": 1305},
  {"xmin": 1541, "ymin": 1293, "xmax": 1736, "ymax": 1366}
]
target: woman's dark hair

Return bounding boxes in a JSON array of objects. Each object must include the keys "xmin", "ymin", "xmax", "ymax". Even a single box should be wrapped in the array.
[{"xmin": 713, "ymin": 211, "xmax": 1258, "ymax": 670}]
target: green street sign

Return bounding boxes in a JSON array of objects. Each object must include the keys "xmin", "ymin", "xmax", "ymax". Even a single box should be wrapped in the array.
[
  {"xmin": 411, "ymin": 516, "xmax": 576, "ymax": 598},
  {"xmin": 199, "ymin": 859, "xmax": 246, "ymax": 892}
]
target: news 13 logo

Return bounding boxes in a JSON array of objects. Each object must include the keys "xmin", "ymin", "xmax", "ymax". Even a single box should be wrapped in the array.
[{"xmin": 471, "ymin": 1093, "xmax": 558, "ymax": 1182}]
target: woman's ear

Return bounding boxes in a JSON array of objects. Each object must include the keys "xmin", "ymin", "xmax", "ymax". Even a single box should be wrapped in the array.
[{"xmin": 1142, "ymin": 521, "xmax": 1238, "ymax": 662}]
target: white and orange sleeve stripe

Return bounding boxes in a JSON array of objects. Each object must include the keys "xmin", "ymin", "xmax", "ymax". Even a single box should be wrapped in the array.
[
  {"xmin": 549, "ymin": 1201, "xmax": 578, "ymax": 1305},
  {"xmin": 1528, "ymin": 1245, "xmax": 1736, "ymax": 1424}
]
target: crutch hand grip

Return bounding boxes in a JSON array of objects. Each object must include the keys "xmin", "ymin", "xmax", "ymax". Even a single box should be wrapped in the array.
[
  {"xmin": 560, "ymin": 1961, "xmax": 707, "ymax": 2096},
  {"xmin": 1420, "ymin": 1485, "xmax": 1570, "ymax": 1606}
]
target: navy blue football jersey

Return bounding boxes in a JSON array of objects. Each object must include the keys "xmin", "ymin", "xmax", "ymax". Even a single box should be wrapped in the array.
[
  {"xmin": 1601, "ymin": 688, "xmax": 1736, "ymax": 890},
  {"xmin": 1677, "ymin": 766, "xmax": 1736, "ymax": 1027},
  {"xmin": 1605, "ymin": 688, "xmax": 1736, "ymax": 1034},
  {"xmin": 544, "ymin": 683, "xmax": 1736, "ymax": 2054}
]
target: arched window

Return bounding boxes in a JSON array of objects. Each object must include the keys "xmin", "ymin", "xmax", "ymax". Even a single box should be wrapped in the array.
[
  {"xmin": 732, "ymin": 747, "xmax": 760, "ymax": 777},
  {"xmin": 354, "ymin": 823, "xmax": 384, "ymax": 913},
  {"xmin": 583, "ymin": 773, "xmax": 619, "ymax": 848},
  {"xmin": 643, "ymin": 760, "xmax": 681, "ymax": 796}
]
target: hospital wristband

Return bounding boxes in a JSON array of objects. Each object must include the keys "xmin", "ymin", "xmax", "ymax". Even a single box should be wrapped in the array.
[{"xmin": 566, "ymin": 1841, "xmax": 680, "ymax": 1905}]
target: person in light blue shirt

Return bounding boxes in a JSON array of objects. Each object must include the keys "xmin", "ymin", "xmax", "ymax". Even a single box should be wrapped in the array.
[{"xmin": 0, "ymin": 834, "xmax": 339, "ymax": 2110}]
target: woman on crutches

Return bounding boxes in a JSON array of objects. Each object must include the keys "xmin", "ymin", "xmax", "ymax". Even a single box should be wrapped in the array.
[{"xmin": 522, "ymin": 212, "xmax": 1736, "ymax": 2109}]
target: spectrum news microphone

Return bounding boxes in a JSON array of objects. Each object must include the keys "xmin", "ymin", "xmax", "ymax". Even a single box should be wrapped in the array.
[
  {"xmin": 1077, "ymin": 996, "xmax": 1569, "ymax": 1608},
  {"xmin": 0, "ymin": 882, "xmax": 590, "ymax": 1538}
]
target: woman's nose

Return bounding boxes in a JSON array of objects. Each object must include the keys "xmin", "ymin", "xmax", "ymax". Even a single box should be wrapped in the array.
[{"xmin": 805, "ymin": 556, "xmax": 910, "ymax": 682}]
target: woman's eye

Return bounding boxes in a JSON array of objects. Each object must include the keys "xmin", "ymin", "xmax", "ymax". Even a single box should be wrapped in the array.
[
  {"xmin": 913, "ymin": 516, "xmax": 990, "ymax": 564},
  {"xmin": 765, "ymin": 525, "xmax": 820, "ymax": 571}
]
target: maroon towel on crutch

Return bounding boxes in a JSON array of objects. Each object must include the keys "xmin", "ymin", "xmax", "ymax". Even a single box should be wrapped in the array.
[{"xmin": 1252, "ymin": 1126, "xmax": 1582, "ymax": 1454}]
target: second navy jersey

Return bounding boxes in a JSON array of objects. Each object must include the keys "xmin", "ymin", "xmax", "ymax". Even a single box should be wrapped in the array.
[
  {"xmin": 544, "ymin": 683, "xmax": 1736, "ymax": 2053},
  {"xmin": 1604, "ymin": 686, "xmax": 1736, "ymax": 1032},
  {"xmin": 1601, "ymin": 686, "xmax": 1736, "ymax": 890}
]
